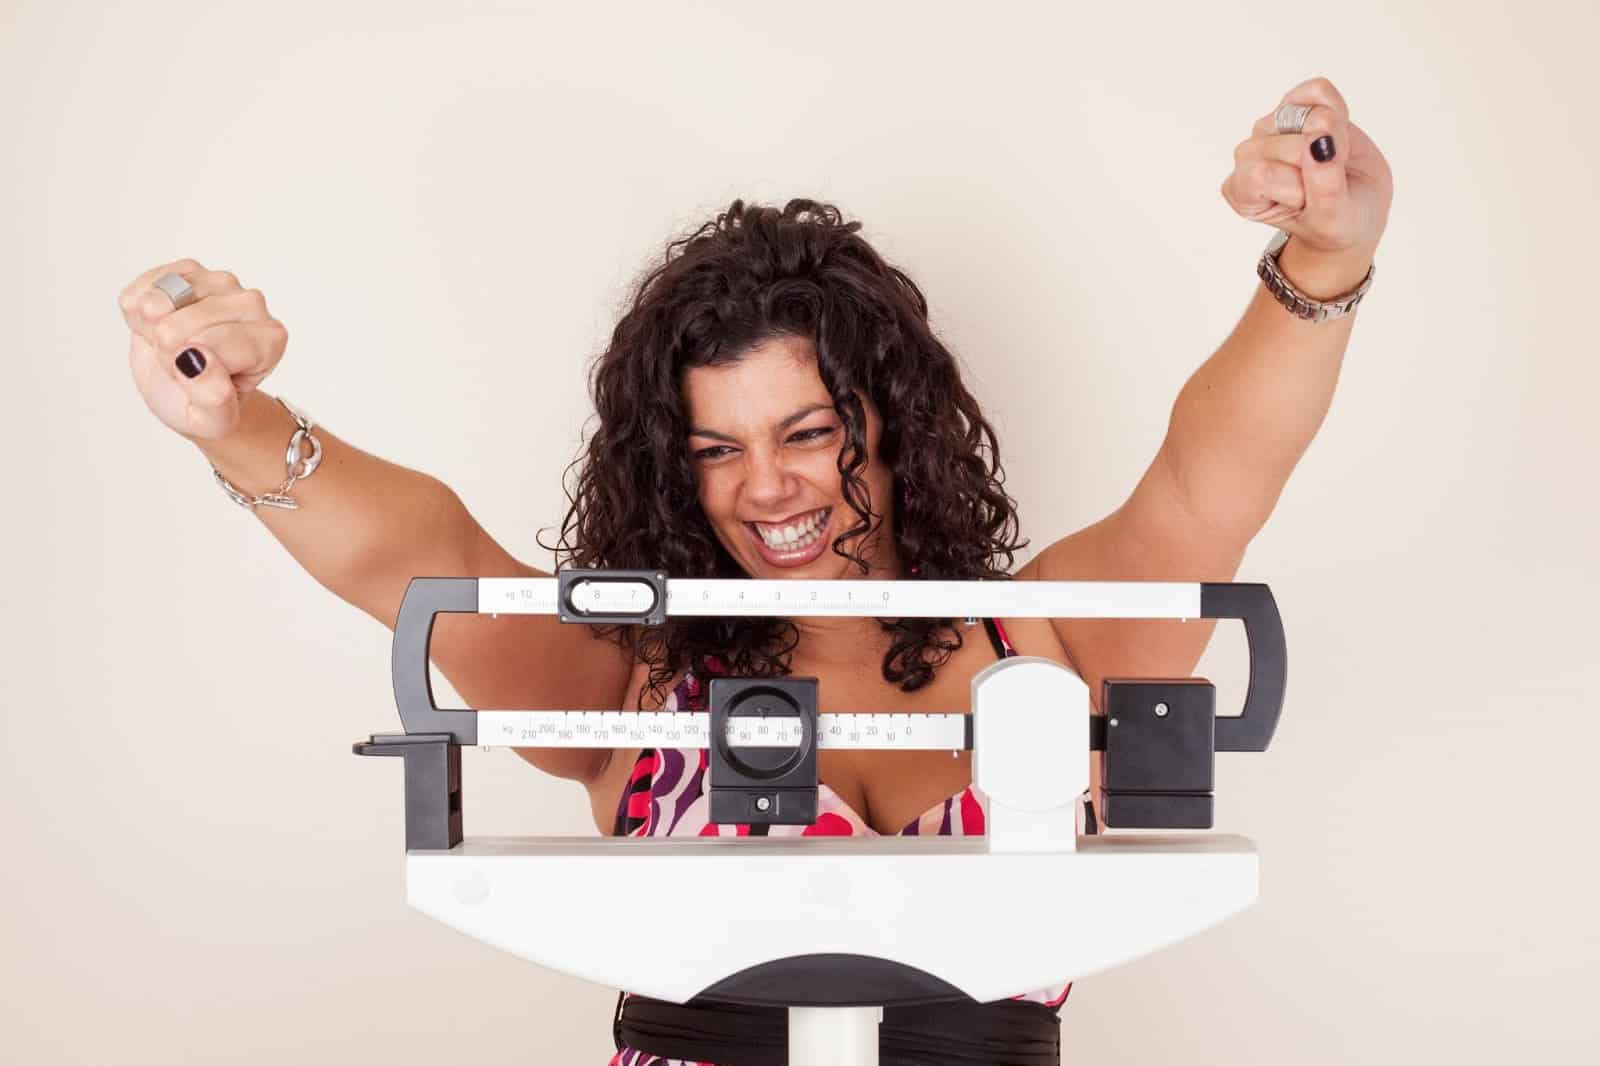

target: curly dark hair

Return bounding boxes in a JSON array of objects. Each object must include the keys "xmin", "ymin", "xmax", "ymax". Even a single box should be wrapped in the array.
[{"xmin": 539, "ymin": 198, "xmax": 1029, "ymax": 710}]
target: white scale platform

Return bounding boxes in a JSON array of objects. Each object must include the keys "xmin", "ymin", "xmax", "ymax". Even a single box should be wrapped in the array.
[{"xmin": 408, "ymin": 833, "xmax": 1258, "ymax": 1005}]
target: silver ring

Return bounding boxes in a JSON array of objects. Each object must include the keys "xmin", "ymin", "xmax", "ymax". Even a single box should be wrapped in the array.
[
  {"xmin": 152, "ymin": 271, "xmax": 197, "ymax": 310},
  {"xmin": 1274, "ymin": 103, "xmax": 1312, "ymax": 135}
]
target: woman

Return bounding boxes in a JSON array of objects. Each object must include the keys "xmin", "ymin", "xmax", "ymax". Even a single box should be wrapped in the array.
[{"xmin": 119, "ymin": 78, "xmax": 1391, "ymax": 1065}]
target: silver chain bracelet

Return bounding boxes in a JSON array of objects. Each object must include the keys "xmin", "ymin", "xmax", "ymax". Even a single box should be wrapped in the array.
[{"xmin": 213, "ymin": 396, "xmax": 322, "ymax": 511}]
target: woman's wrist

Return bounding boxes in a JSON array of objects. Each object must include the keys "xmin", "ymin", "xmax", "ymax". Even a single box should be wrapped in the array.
[
  {"xmin": 190, "ymin": 388, "xmax": 301, "ymax": 496},
  {"xmin": 1275, "ymin": 237, "xmax": 1378, "ymax": 301}
]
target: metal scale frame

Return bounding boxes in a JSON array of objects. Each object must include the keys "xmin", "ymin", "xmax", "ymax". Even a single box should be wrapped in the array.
[{"xmin": 355, "ymin": 569, "xmax": 1287, "ymax": 1065}]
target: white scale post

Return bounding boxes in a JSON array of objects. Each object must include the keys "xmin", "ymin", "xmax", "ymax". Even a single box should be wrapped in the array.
[{"xmin": 356, "ymin": 570, "xmax": 1287, "ymax": 1065}]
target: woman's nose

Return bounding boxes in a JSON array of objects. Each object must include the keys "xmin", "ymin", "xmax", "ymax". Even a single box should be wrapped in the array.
[{"xmin": 743, "ymin": 449, "xmax": 799, "ymax": 501}]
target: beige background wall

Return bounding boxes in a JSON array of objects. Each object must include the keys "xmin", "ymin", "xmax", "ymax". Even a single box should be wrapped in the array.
[{"xmin": 4, "ymin": 0, "xmax": 1596, "ymax": 1061}]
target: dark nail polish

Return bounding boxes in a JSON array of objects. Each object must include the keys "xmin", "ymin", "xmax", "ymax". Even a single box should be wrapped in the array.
[
  {"xmin": 176, "ymin": 348, "xmax": 206, "ymax": 378},
  {"xmin": 1310, "ymin": 135, "xmax": 1336, "ymax": 163}
]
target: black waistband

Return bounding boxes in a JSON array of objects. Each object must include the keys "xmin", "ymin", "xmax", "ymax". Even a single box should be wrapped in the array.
[{"xmin": 614, "ymin": 992, "xmax": 1061, "ymax": 1066}]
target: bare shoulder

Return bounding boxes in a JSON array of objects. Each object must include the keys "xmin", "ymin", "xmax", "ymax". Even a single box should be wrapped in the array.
[
  {"xmin": 991, "ymin": 558, "xmax": 1076, "ymax": 671},
  {"xmin": 1009, "ymin": 478, "xmax": 1250, "ymax": 717}
]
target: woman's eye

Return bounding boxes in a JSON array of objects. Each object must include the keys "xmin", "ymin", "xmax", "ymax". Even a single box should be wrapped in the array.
[{"xmin": 691, "ymin": 427, "xmax": 834, "ymax": 461}]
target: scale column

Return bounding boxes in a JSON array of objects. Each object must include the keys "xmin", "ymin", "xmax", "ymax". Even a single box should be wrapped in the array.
[{"xmin": 788, "ymin": 1006, "xmax": 882, "ymax": 1066}]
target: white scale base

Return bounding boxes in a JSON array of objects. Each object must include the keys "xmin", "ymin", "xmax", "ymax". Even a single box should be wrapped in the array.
[{"xmin": 408, "ymin": 834, "xmax": 1258, "ymax": 1064}]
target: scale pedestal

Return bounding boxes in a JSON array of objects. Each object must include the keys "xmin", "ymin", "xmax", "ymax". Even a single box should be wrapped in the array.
[{"xmin": 790, "ymin": 1007, "xmax": 881, "ymax": 1063}]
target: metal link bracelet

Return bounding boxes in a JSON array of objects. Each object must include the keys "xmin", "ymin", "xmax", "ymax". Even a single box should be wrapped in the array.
[{"xmin": 213, "ymin": 396, "xmax": 322, "ymax": 511}]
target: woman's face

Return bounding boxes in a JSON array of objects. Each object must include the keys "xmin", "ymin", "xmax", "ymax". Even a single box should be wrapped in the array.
[{"xmin": 682, "ymin": 334, "xmax": 899, "ymax": 580}]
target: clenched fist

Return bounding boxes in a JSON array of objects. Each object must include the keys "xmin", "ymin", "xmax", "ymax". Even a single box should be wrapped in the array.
[
  {"xmin": 1221, "ymin": 77, "xmax": 1393, "ymax": 259},
  {"xmin": 119, "ymin": 259, "xmax": 289, "ymax": 441}
]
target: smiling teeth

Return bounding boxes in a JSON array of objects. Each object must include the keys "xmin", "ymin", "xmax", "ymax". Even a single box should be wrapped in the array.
[{"xmin": 755, "ymin": 509, "xmax": 828, "ymax": 548}]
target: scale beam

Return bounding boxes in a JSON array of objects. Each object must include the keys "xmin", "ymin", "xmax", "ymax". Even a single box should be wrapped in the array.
[
  {"xmin": 474, "ymin": 710, "xmax": 970, "ymax": 751},
  {"xmin": 388, "ymin": 572, "xmax": 1286, "ymax": 752}
]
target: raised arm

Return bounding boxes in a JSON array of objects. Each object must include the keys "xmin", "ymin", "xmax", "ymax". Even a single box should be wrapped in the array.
[
  {"xmin": 123, "ymin": 261, "xmax": 633, "ymax": 785},
  {"xmin": 197, "ymin": 390, "xmax": 634, "ymax": 785},
  {"xmin": 1160, "ymin": 234, "xmax": 1377, "ymax": 539},
  {"xmin": 1018, "ymin": 78, "xmax": 1392, "ymax": 698},
  {"xmin": 1169, "ymin": 77, "xmax": 1392, "ymax": 536}
]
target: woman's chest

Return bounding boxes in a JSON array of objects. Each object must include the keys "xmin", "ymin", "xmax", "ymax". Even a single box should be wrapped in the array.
[
  {"xmin": 799, "ymin": 630, "xmax": 996, "ymax": 835},
  {"xmin": 599, "ymin": 617, "xmax": 1072, "ymax": 837}
]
